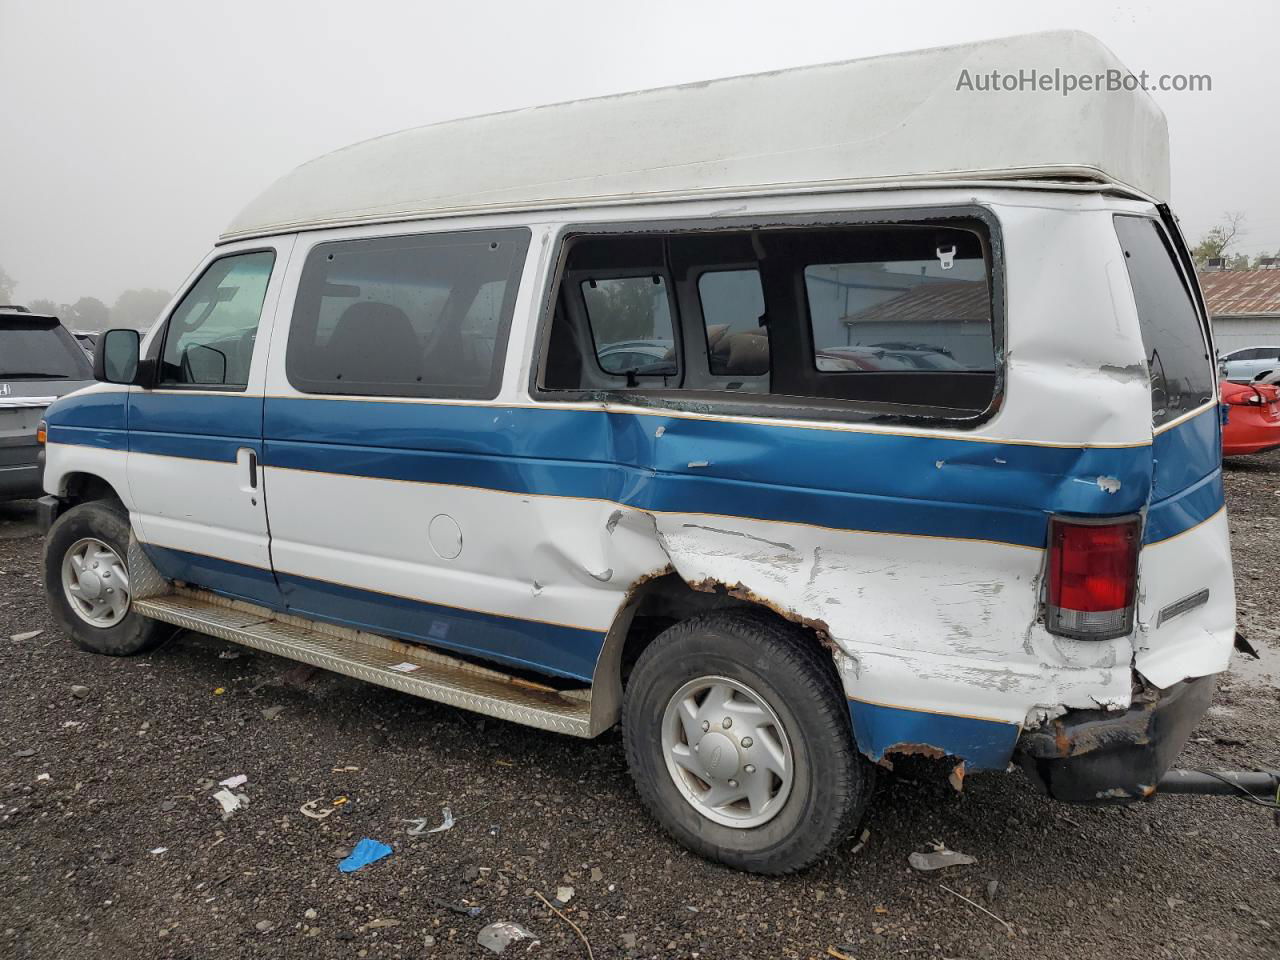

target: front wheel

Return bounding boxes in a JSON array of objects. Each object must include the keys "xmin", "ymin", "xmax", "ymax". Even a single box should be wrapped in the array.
[
  {"xmin": 43, "ymin": 500, "xmax": 165, "ymax": 656},
  {"xmin": 623, "ymin": 610, "xmax": 873, "ymax": 874}
]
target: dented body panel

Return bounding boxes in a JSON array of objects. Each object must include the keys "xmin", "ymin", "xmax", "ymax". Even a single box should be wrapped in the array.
[{"xmin": 42, "ymin": 185, "xmax": 1234, "ymax": 786}]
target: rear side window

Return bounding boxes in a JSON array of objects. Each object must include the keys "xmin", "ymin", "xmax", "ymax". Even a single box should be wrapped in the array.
[
  {"xmin": 539, "ymin": 218, "xmax": 998, "ymax": 418},
  {"xmin": 287, "ymin": 228, "xmax": 530, "ymax": 399},
  {"xmin": 804, "ymin": 249, "xmax": 993, "ymax": 374},
  {"xmin": 1113, "ymin": 217, "xmax": 1215, "ymax": 426},
  {"xmin": 0, "ymin": 317, "xmax": 92, "ymax": 380}
]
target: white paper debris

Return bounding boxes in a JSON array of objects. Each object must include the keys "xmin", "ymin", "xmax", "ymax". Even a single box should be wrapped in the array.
[
  {"xmin": 219, "ymin": 774, "xmax": 248, "ymax": 789},
  {"xmin": 211, "ymin": 788, "xmax": 247, "ymax": 817},
  {"xmin": 388, "ymin": 662, "xmax": 421, "ymax": 673},
  {"xmin": 427, "ymin": 807, "xmax": 455, "ymax": 833}
]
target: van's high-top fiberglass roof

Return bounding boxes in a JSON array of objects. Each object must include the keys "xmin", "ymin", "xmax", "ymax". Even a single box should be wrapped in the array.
[{"xmin": 223, "ymin": 30, "xmax": 1169, "ymax": 242}]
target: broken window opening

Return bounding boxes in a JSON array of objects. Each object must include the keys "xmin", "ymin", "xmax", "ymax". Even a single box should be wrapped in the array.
[{"xmin": 538, "ymin": 221, "xmax": 998, "ymax": 417}]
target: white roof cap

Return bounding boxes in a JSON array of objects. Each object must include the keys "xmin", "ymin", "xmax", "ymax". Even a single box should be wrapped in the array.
[{"xmin": 223, "ymin": 30, "xmax": 1169, "ymax": 241}]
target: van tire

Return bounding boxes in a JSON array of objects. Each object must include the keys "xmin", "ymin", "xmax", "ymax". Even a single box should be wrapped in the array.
[
  {"xmin": 623, "ymin": 610, "xmax": 872, "ymax": 874},
  {"xmin": 43, "ymin": 500, "xmax": 165, "ymax": 657}
]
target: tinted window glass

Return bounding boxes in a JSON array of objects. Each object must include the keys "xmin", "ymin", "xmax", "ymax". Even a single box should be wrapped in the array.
[
  {"xmin": 0, "ymin": 318, "xmax": 92, "ymax": 380},
  {"xmin": 1113, "ymin": 217, "xmax": 1215, "ymax": 426},
  {"xmin": 805, "ymin": 252, "xmax": 993, "ymax": 374},
  {"xmin": 159, "ymin": 251, "xmax": 275, "ymax": 388},
  {"xmin": 581, "ymin": 276, "xmax": 676, "ymax": 377},
  {"xmin": 287, "ymin": 228, "xmax": 530, "ymax": 399},
  {"xmin": 698, "ymin": 270, "xmax": 769, "ymax": 377}
]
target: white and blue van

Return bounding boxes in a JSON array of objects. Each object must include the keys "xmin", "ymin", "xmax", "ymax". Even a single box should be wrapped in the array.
[{"xmin": 37, "ymin": 32, "xmax": 1235, "ymax": 873}]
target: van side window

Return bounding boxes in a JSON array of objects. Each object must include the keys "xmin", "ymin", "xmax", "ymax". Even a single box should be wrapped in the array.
[
  {"xmin": 158, "ymin": 251, "xmax": 275, "ymax": 389},
  {"xmin": 582, "ymin": 277, "xmax": 677, "ymax": 377},
  {"xmin": 697, "ymin": 270, "xmax": 769, "ymax": 378},
  {"xmin": 286, "ymin": 228, "xmax": 531, "ymax": 399},
  {"xmin": 1113, "ymin": 216, "xmax": 1215, "ymax": 426},
  {"xmin": 538, "ymin": 221, "xmax": 998, "ymax": 417},
  {"xmin": 804, "ymin": 254, "xmax": 992, "ymax": 375}
]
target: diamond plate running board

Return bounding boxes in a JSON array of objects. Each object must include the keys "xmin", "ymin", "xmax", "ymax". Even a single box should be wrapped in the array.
[{"xmin": 134, "ymin": 590, "xmax": 595, "ymax": 737}]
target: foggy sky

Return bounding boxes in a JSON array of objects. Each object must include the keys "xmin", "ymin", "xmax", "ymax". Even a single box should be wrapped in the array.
[{"xmin": 2, "ymin": 0, "xmax": 1277, "ymax": 307}]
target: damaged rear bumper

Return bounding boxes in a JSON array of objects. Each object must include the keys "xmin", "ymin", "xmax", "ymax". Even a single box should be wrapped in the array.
[{"xmin": 1015, "ymin": 673, "xmax": 1216, "ymax": 804}]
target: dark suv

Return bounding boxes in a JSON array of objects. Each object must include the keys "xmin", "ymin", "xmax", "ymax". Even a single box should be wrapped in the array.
[{"xmin": 1, "ymin": 307, "xmax": 94, "ymax": 500}]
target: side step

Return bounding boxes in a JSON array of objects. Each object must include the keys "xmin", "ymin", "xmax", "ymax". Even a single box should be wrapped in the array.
[{"xmin": 133, "ymin": 589, "xmax": 596, "ymax": 737}]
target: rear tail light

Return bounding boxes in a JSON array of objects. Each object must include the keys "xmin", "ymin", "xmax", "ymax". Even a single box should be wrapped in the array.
[
  {"xmin": 1045, "ymin": 516, "xmax": 1141, "ymax": 640},
  {"xmin": 1226, "ymin": 390, "xmax": 1264, "ymax": 406},
  {"xmin": 36, "ymin": 420, "xmax": 47, "ymax": 445}
]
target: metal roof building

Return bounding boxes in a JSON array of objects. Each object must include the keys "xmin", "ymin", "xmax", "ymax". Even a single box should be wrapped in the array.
[{"xmin": 1198, "ymin": 270, "xmax": 1280, "ymax": 353}]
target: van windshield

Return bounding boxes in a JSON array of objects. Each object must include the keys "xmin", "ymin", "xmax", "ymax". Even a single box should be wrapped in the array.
[
  {"xmin": 1113, "ymin": 216, "xmax": 1216, "ymax": 427},
  {"xmin": 0, "ymin": 317, "xmax": 92, "ymax": 380}
]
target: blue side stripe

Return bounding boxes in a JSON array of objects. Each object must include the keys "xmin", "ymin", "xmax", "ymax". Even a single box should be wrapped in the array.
[
  {"xmin": 848, "ymin": 700, "xmax": 1020, "ymax": 770},
  {"xmin": 46, "ymin": 392, "xmax": 1226, "ymax": 547},
  {"xmin": 141, "ymin": 544, "xmax": 283, "ymax": 608},
  {"xmin": 1144, "ymin": 468, "xmax": 1224, "ymax": 544},
  {"xmin": 1152, "ymin": 405, "xmax": 1221, "ymax": 501},
  {"xmin": 46, "ymin": 390, "xmax": 127, "ymax": 431},
  {"xmin": 129, "ymin": 392, "xmax": 263, "ymax": 441},
  {"xmin": 277, "ymin": 573, "xmax": 603, "ymax": 681},
  {"xmin": 46, "ymin": 424, "xmax": 128, "ymax": 450},
  {"xmin": 262, "ymin": 396, "xmax": 1159, "ymax": 549},
  {"xmin": 139, "ymin": 543, "xmax": 603, "ymax": 682}
]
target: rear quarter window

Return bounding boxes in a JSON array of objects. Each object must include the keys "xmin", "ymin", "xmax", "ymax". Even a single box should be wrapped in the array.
[{"xmin": 1113, "ymin": 216, "xmax": 1215, "ymax": 427}]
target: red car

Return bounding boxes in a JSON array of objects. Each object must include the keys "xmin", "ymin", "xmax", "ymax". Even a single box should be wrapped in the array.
[{"xmin": 1221, "ymin": 379, "xmax": 1280, "ymax": 456}]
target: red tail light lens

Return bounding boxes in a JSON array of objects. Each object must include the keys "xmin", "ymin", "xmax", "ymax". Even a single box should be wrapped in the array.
[{"xmin": 1046, "ymin": 516, "xmax": 1140, "ymax": 639}]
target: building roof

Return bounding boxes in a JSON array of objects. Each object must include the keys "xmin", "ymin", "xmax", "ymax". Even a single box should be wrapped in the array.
[
  {"xmin": 223, "ymin": 30, "xmax": 1169, "ymax": 242},
  {"xmin": 843, "ymin": 280, "xmax": 990, "ymax": 326},
  {"xmin": 1198, "ymin": 270, "xmax": 1280, "ymax": 318}
]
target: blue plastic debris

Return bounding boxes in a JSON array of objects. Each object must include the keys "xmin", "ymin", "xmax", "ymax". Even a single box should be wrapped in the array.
[{"xmin": 338, "ymin": 838, "xmax": 393, "ymax": 873}]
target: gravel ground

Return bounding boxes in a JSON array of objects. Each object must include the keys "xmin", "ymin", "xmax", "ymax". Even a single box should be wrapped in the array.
[{"xmin": 1, "ymin": 455, "xmax": 1278, "ymax": 960}]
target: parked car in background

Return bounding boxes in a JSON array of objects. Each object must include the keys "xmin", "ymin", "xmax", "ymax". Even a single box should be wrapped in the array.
[
  {"xmin": 1220, "ymin": 346, "xmax": 1280, "ymax": 383},
  {"xmin": 596, "ymin": 339, "xmax": 673, "ymax": 375},
  {"xmin": 72, "ymin": 332, "xmax": 99, "ymax": 360},
  {"xmin": 1, "ymin": 308, "xmax": 94, "ymax": 500},
  {"xmin": 1221, "ymin": 379, "xmax": 1280, "ymax": 456},
  {"xmin": 868, "ymin": 342, "xmax": 969, "ymax": 370}
]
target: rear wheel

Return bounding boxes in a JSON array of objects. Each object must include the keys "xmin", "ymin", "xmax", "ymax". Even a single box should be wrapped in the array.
[
  {"xmin": 43, "ymin": 500, "xmax": 164, "ymax": 656},
  {"xmin": 623, "ymin": 610, "xmax": 873, "ymax": 874}
]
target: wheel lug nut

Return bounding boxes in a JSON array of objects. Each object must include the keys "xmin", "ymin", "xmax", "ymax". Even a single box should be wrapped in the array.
[
  {"xmin": 92, "ymin": 562, "xmax": 100, "ymax": 569},
  {"xmin": 728, "ymin": 779, "xmax": 738, "ymax": 788},
  {"xmin": 103, "ymin": 572, "xmax": 111, "ymax": 579},
  {"xmin": 741, "ymin": 736, "xmax": 753, "ymax": 748},
  {"xmin": 693, "ymin": 743, "xmax": 699, "ymax": 751},
  {"xmin": 700, "ymin": 720, "xmax": 710, "ymax": 732},
  {"xmin": 722, "ymin": 717, "xmax": 732, "ymax": 729},
  {"xmin": 745, "ymin": 764, "xmax": 756, "ymax": 774}
]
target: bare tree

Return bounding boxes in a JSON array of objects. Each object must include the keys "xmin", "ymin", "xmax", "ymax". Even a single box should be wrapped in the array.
[{"xmin": 1192, "ymin": 212, "xmax": 1246, "ymax": 267}]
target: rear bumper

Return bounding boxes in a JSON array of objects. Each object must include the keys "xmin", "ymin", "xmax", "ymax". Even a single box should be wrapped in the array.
[
  {"xmin": 0, "ymin": 462, "xmax": 42, "ymax": 501},
  {"xmin": 1014, "ymin": 673, "xmax": 1216, "ymax": 804}
]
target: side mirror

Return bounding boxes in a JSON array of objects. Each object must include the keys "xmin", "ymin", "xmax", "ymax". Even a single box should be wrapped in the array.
[{"xmin": 94, "ymin": 328, "xmax": 142, "ymax": 385}]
